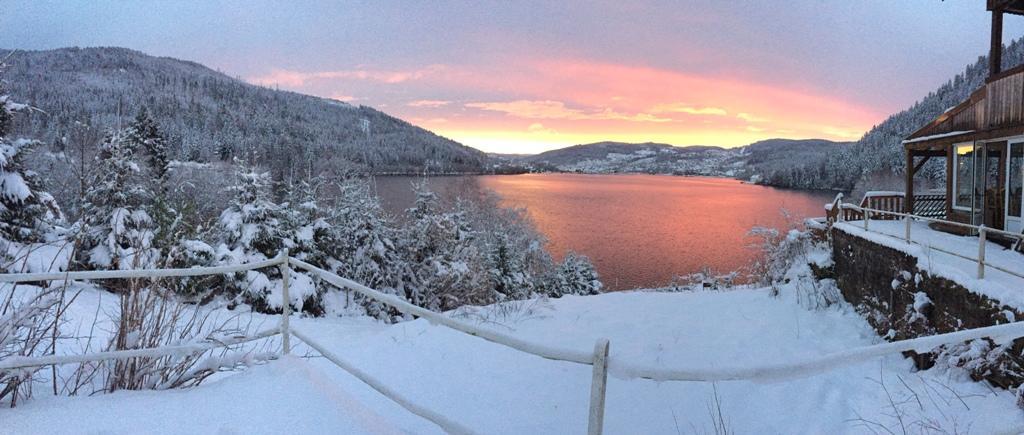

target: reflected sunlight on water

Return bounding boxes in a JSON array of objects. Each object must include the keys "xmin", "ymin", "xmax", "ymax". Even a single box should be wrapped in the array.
[{"xmin": 376, "ymin": 174, "xmax": 836, "ymax": 290}]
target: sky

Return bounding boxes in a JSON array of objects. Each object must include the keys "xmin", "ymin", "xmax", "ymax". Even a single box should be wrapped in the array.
[{"xmin": 3, "ymin": 0, "xmax": 1024, "ymax": 154}]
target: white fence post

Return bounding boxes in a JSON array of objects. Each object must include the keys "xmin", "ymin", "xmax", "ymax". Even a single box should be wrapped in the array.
[
  {"xmin": 587, "ymin": 338, "xmax": 610, "ymax": 435},
  {"xmin": 837, "ymin": 202, "xmax": 844, "ymax": 223},
  {"xmin": 977, "ymin": 227, "xmax": 987, "ymax": 279},
  {"xmin": 904, "ymin": 215, "xmax": 912, "ymax": 243},
  {"xmin": 278, "ymin": 249, "xmax": 292, "ymax": 355}
]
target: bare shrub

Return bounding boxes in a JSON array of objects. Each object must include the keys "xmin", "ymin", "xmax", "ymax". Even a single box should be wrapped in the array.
[
  {"xmin": 451, "ymin": 297, "xmax": 553, "ymax": 329},
  {"xmin": 102, "ymin": 277, "xmax": 274, "ymax": 392},
  {"xmin": 0, "ymin": 284, "xmax": 61, "ymax": 405}
]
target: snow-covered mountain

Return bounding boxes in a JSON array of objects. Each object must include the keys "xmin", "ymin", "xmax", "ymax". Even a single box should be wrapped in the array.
[
  {"xmin": 0, "ymin": 47, "xmax": 487, "ymax": 174},
  {"xmin": 505, "ymin": 139, "xmax": 847, "ymax": 184},
  {"xmin": 520, "ymin": 141, "xmax": 734, "ymax": 175}
]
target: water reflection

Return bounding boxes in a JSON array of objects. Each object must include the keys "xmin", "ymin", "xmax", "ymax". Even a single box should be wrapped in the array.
[{"xmin": 374, "ymin": 174, "xmax": 835, "ymax": 290}]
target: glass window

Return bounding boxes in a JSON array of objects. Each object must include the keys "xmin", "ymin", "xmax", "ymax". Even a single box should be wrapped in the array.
[
  {"xmin": 954, "ymin": 143, "xmax": 976, "ymax": 210},
  {"xmin": 1010, "ymin": 143, "xmax": 1023, "ymax": 218}
]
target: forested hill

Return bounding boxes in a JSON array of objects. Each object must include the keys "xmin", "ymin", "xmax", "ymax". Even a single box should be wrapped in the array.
[
  {"xmin": 776, "ymin": 36, "xmax": 1024, "ymax": 192},
  {"xmin": 0, "ymin": 47, "xmax": 487, "ymax": 174}
]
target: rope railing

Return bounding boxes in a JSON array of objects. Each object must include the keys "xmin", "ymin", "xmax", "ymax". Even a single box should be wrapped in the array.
[
  {"xmin": 835, "ymin": 202, "xmax": 1024, "ymax": 280},
  {"xmin": 3, "ymin": 251, "xmax": 1024, "ymax": 434}
]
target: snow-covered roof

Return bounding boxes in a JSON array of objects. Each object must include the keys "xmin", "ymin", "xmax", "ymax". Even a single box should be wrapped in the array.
[{"xmin": 901, "ymin": 130, "xmax": 974, "ymax": 144}]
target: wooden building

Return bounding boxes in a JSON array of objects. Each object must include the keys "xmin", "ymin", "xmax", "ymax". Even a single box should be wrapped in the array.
[{"xmin": 904, "ymin": 0, "xmax": 1024, "ymax": 235}]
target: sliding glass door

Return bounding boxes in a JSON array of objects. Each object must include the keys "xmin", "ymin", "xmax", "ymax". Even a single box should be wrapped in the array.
[{"xmin": 1007, "ymin": 141, "xmax": 1024, "ymax": 233}]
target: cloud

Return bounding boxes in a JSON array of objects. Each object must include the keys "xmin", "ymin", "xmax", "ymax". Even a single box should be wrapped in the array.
[
  {"xmin": 249, "ymin": 65, "xmax": 445, "ymax": 87},
  {"xmin": 745, "ymin": 126, "xmax": 765, "ymax": 132},
  {"xmin": 407, "ymin": 99, "xmax": 451, "ymax": 108},
  {"xmin": 411, "ymin": 117, "xmax": 449, "ymax": 125},
  {"xmin": 649, "ymin": 103, "xmax": 728, "ymax": 116},
  {"xmin": 527, "ymin": 123, "xmax": 557, "ymax": 134},
  {"xmin": 465, "ymin": 100, "xmax": 671, "ymax": 122},
  {"xmin": 736, "ymin": 112, "xmax": 769, "ymax": 123}
]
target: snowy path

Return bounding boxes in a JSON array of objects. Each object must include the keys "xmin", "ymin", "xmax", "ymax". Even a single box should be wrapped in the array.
[
  {"xmin": 3, "ymin": 289, "xmax": 1022, "ymax": 434},
  {"xmin": 835, "ymin": 220, "xmax": 1024, "ymax": 310}
]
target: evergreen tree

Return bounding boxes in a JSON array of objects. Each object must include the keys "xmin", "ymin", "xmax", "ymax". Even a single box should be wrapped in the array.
[
  {"xmin": 125, "ymin": 108, "xmax": 180, "ymax": 257},
  {"xmin": 215, "ymin": 163, "xmax": 286, "ymax": 310},
  {"xmin": 125, "ymin": 108, "xmax": 170, "ymax": 186},
  {"xmin": 402, "ymin": 181, "xmax": 488, "ymax": 311},
  {"xmin": 216, "ymin": 140, "xmax": 233, "ymax": 162},
  {"xmin": 485, "ymin": 232, "xmax": 532, "ymax": 300},
  {"xmin": 77, "ymin": 130, "xmax": 158, "ymax": 270},
  {"xmin": 0, "ymin": 92, "xmax": 61, "ymax": 245},
  {"xmin": 332, "ymin": 179, "xmax": 407, "ymax": 319},
  {"xmin": 547, "ymin": 252, "xmax": 603, "ymax": 297}
]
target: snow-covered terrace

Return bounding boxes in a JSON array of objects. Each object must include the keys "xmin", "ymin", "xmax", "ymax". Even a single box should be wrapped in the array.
[{"xmin": 834, "ymin": 219, "xmax": 1024, "ymax": 310}]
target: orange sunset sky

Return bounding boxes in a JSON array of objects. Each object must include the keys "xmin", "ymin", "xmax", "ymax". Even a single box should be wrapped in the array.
[{"xmin": 6, "ymin": 1, "xmax": 1024, "ymax": 153}]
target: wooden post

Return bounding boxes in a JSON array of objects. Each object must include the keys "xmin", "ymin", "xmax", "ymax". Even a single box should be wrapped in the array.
[
  {"xmin": 587, "ymin": 338, "xmax": 610, "ymax": 435},
  {"xmin": 905, "ymin": 149, "xmax": 916, "ymax": 215},
  {"xmin": 837, "ymin": 201, "xmax": 844, "ymax": 223},
  {"xmin": 278, "ymin": 249, "xmax": 292, "ymax": 354},
  {"xmin": 991, "ymin": 7, "xmax": 1004, "ymax": 78},
  {"xmin": 904, "ymin": 215, "xmax": 912, "ymax": 243},
  {"xmin": 864, "ymin": 210, "xmax": 869, "ymax": 231},
  {"xmin": 978, "ymin": 227, "xmax": 987, "ymax": 279}
]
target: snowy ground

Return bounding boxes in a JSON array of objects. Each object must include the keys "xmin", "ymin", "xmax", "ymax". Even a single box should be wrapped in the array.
[
  {"xmin": 4, "ymin": 286, "xmax": 1023, "ymax": 434},
  {"xmin": 835, "ymin": 220, "xmax": 1024, "ymax": 310}
]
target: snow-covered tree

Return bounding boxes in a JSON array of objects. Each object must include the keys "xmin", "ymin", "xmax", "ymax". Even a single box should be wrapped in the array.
[
  {"xmin": 402, "ymin": 181, "xmax": 489, "ymax": 311},
  {"xmin": 332, "ymin": 178, "xmax": 408, "ymax": 319},
  {"xmin": 0, "ymin": 73, "xmax": 66, "ymax": 273},
  {"xmin": 124, "ymin": 108, "xmax": 183, "ymax": 258},
  {"xmin": 547, "ymin": 252, "xmax": 603, "ymax": 297},
  {"xmin": 215, "ymin": 163, "xmax": 286, "ymax": 309},
  {"xmin": 77, "ymin": 130, "xmax": 159, "ymax": 271},
  {"xmin": 485, "ymin": 231, "xmax": 533, "ymax": 300},
  {"xmin": 125, "ymin": 108, "xmax": 170, "ymax": 186},
  {"xmin": 0, "ymin": 94, "xmax": 60, "ymax": 245}
]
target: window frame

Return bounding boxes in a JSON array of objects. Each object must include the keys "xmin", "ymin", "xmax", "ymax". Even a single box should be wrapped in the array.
[{"xmin": 951, "ymin": 142, "xmax": 976, "ymax": 212}]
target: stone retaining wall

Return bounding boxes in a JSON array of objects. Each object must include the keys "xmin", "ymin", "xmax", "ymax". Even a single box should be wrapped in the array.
[{"xmin": 830, "ymin": 226, "xmax": 1023, "ymax": 388}]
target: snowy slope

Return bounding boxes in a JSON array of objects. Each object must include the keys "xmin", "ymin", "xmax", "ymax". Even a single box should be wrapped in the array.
[{"xmin": 3, "ymin": 287, "xmax": 1020, "ymax": 434}]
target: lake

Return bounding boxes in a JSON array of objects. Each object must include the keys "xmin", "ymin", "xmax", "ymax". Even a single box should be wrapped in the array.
[{"xmin": 374, "ymin": 174, "xmax": 836, "ymax": 291}]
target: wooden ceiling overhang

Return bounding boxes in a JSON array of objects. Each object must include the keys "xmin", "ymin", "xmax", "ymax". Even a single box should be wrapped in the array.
[
  {"xmin": 904, "ymin": 1, "xmax": 1024, "ymax": 151},
  {"xmin": 989, "ymin": 0, "xmax": 1024, "ymax": 15}
]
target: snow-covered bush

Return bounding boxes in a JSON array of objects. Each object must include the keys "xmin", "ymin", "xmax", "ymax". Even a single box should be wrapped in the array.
[
  {"xmin": 546, "ymin": 252, "xmax": 603, "ymax": 297},
  {"xmin": 748, "ymin": 222, "xmax": 840, "ymax": 309}
]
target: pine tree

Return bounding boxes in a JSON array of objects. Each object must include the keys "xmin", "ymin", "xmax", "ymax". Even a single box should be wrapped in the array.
[
  {"xmin": 125, "ymin": 108, "xmax": 170, "ymax": 186},
  {"xmin": 125, "ymin": 108, "xmax": 179, "ymax": 257},
  {"xmin": 215, "ymin": 163, "xmax": 286, "ymax": 310},
  {"xmin": 547, "ymin": 252, "xmax": 603, "ymax": 297},
  {"xmin": 0, "ymin": 79, "xmax": 64, "ymax": 274},
  {"xmin": 332, "ymin": 179, "xmax": 407, "ymax": 319},
  {"xmin": 402, "ymin": 181, "xmax": 489, "ymax": 311},
  {"xmin": 77, "ymin": 130, "xmax": 158, "ymax": 271},
  {"xmin": 485, "ymin": 232, "xmax": 532, "ymax": 300},
  {"xmin": 0, "ymin": 95, "xmax": 61, "ymax": 245}
]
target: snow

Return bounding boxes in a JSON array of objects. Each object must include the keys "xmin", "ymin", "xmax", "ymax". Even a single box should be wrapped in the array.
[
  {"xmin": 4, "ymin": 286, "xmax": 1022, "ymax": 434},
  {"xmin": 901, "ymin": 130, "xmax": 974, "ymax": 144},
  {"xmin": 835, "ymin": 220, "xmax": 1024, "ymax": 310},
  {"xmin": 3, "ymin": 356, "xmax": 434, "ymax": 435},
  {"xmin": 861, "ymin": 190, "xmax": 904, "ymax": 198}
]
